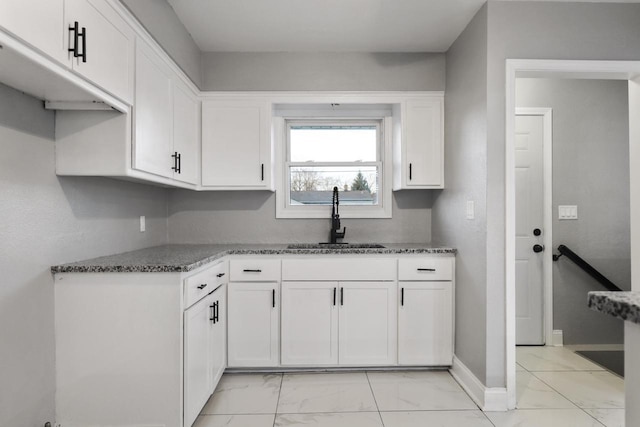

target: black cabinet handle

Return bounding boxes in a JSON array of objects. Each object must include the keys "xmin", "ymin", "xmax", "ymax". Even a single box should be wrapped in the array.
[
  {"xmin": 243, "ymin": 269, "xmax": 262, "ymax": 273},
  {"xmin": 216, "ymin": 272, "xmax": 226, "ymax": 278},
  {"xmin": 177, "ymin": 152, "xmax": 181, "ymax": 174},
  {"xmin": 79, "ymin": 26, "xmax": 86, "ymax": 62},
  {"xmin": 68, "ymin": 22, "xmax": 79, "ymax": 57},
  {"xmin": 417, "ymin": 268, "xmax": 436, "ymax": 272},
  {"xmin": 214, "ymin": 301, "xmax": 219, "ymax": 323},
  {"xmin": 209, "ymin": 303, "xmax": 215, "ymax": 323},
  {"xmin": 409, "ymin": 163, "xmax": 412, "ymax": 180},
  {"xmin": 197, "ymin": 283, "xmax": 207, "ymax": 290},
  {"xmin": 272, "ymin": 289, "xmax": 276, "ymax": 308},
  {"xmin": 333, "ymin": 287, "xmax": 336, "ymax": 306},
  {"xmin": 171, "ymin": 152, "xmax": 179, "ymax": 172},
  {"xmin": 401, "ymin": 287, "xmax": 404, "ymax": 306},
  {"xmin": 261, "ymin": 163, "xmax": 264, "ymax": 181},
  {"xmin": 340, "ymin": 287, "xmax": 344, "ymax": 306}
]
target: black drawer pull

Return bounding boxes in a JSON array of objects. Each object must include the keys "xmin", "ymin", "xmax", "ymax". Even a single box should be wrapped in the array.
[
  {"xmin": 401, "ymin": 287, "xmax": 404, "ymax": 306},
  {"xmin": 409, "ymin": 163, "xmax": 412, "ymax": 180},
  {"xmin": 243, "ymin": 269, "xmax": 262, "ymax": 273},
  {"xmin": 216, "ymin": 272, "xmax": 226, "ymax": 278},
  {"xmin": 272, "ymin": 289, "xmax": 276, "ymax": 308},
  {"xmin": 333, "ymin": 287, "xmax": 337, "ymax": 306},
  {"xmin": 340, "ymin": 287, "xmax": 344, "ymax": 306},
  {"xmin": 417, "ymin": 268, "xmax": 436, "ymax": 272},
  {"xmin": 197, "ymin": 283, "xmax": 208, "ymax": 290}
]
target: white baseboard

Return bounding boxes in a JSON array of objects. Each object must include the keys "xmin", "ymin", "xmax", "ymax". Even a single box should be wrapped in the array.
[
  {"xmin": 449, "ymin": 355, "xmax": 508, "ymax": 412},
  {"xmin": 552, "ymin": 330, "xmax": 564, "ymax": 346}
]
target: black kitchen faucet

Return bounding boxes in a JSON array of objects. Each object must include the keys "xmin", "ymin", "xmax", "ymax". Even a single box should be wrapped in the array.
[{"xmin": 330, "ymin": 186, "xmax": 346, "ymax": 243}]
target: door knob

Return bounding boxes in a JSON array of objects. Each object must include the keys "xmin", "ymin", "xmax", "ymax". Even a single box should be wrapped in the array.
[
  {"xmin": 533, "ymin": 228, "xmax": 541, "ymax": 236},
  {"xmin": 533, "ymin": 244, "xmax": 544, "ymax": 253}
]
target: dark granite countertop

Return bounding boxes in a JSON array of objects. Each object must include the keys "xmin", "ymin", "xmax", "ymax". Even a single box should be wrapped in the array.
[
  {"xmin": 51, "ymin": 244, "xmax": 456, "ymax": 274},
  {"xmin": 588, "ymin": 291, "xmax": 640, "ymax": 325}
]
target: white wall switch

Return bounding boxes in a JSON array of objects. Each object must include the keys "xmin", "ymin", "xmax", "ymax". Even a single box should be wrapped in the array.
[
  {"xmin": 466, "ymin": 200, "xmax": 475, "ymax": 220},
  {"xmin": 558, "ymin": 205, "xmax": 578, "ymax": 220},
  {"xmin": 140, "ymin": 215, "xmax": 146, "ymax": 232}
]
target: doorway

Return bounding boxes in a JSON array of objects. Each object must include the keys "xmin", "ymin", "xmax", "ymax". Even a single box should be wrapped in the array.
[{"xmin": 505, "ymin": 60, "xmax": 640, "ymax": 411}]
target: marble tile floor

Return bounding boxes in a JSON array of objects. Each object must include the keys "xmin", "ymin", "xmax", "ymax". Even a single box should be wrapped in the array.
[{"xmin": 194, "ymin": 347, "xmax": 625, "ymax": 427}]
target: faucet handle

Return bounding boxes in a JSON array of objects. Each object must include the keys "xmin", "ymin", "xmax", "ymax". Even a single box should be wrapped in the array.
[{"xmin": 336, "ymin": 227, "xmax": 346, "ymax": 238}]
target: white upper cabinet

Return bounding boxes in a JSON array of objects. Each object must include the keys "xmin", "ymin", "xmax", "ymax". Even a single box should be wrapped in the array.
[
  {"xmin": 65, "ymin": 0, "xmax": 134, "ymax": 104},
  {"xmin": 0, "ymin": 0, "xmax": 66, "ymax": 63},
  {"xmin": 172, "ymin": 81, "xmax": 200, "ymax": 185},
  {"xmin": 201, "ymin": 99, "xmax": 273, "ymax": 190},
  {"xmin": 133, "ymin": 38, "xmax": 199, "ymax": 184},
  {"xmin": 393, "ymin": 96, "xmax": 444, "ymax": 189},
  {"xmin": 133, "ymin": 40, "xmax": 174, "ymax": 179}
]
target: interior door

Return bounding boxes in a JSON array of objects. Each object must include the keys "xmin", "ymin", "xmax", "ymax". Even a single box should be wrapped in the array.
[{"xmin": 515, "ymin": 114, "xmax": 545, "ymax": 345}]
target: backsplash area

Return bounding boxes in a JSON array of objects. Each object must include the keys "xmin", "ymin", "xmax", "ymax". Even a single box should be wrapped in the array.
[{"xmin": 168, "ymin": 190, "xmax": 434, "ymax": 244}]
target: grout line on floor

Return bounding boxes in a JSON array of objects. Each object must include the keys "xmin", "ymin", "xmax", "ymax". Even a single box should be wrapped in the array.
[{"xmin": 365, "ymin": 371, "xmax": 385, "ymax": 427}]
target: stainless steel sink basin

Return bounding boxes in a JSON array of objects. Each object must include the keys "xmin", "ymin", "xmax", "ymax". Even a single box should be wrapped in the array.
[{"xmin": 286, "ymin": 243, "xmax": 386, "ymax": 249}]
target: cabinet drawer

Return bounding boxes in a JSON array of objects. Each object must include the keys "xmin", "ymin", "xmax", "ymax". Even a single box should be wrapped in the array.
[
  {"xmin": 398, "ymin": 258, "xmax": 453, "ymax": 281},
  {"xmin": 282, "ymin": 258, "xmax": 396, "ymax": 281},
  {"xmin": 230, "ymin": 259, "xmax": 281, "ymax": 282},
  {"xmin": 185, "ymin": 261, "xmax": 228, "ymax": 308}
]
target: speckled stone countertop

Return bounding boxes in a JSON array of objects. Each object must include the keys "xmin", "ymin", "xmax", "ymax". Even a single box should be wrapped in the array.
[
  {"xmin": 51, "ymin": 244, "xmax": 456, "ymax": 274},
  {"xmin": 588, "ymin": 291, "xmax": 640, "ymax": 325}
]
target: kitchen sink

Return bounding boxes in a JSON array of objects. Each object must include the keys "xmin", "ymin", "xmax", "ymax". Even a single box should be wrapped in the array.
[{"xmin": 286, "ymin": 243, "xmax": 386, "ymax": 249}]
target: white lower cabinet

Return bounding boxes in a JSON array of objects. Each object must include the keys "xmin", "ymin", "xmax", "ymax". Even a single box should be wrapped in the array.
[
  {"xmin": 228, "ymin": 282, "xmax": 280, "ymax": 367},
  {"xmin": 398, "ymin": 282, "xmax": 453, "ymax": 366},
  {"xmin": 280, "ymin": 281, "xmax": 398, "ymax": 367},
  {"xmin": 184, "ymin": 283, "xmax": 226, "ymax": 427},
  {"xmin": 281, "ymin": 282, "xmax": 339, "ymax": 365}
]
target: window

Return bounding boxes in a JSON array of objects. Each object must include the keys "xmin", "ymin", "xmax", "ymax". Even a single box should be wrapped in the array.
[{"xmin": 276, "ymin": 118, "xmax": 392, "ymax": 218}]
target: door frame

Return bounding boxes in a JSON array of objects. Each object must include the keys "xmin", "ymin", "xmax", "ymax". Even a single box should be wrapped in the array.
[
  {"xmin": 515, "ymin": 107, "xmax": 553, "ymax": 347},
  {"xmin": 505, "ymin": 59, "xmax": 640, "ymax": 409}
]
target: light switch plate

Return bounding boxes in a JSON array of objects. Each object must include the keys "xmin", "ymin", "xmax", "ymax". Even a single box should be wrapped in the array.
[{"xmin": 558, "ymin": 205, "xmax": 578, "ymax": 220}]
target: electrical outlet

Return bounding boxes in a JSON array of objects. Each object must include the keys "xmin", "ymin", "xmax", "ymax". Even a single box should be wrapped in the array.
[
  {"xmin": 140, "ymin": 215, "xmax": 146, "ymax": 232},
  {"xmin": 466, "ymin": 201, "xmax": 475, "ymax": 220}
]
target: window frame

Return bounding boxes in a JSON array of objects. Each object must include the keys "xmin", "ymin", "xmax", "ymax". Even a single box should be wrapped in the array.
[{"xmin": 275, "ymin": 115, "xmax": 393, "ymax": 219}]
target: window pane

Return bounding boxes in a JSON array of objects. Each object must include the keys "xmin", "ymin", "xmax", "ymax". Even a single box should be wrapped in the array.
[
  {"xmin": 289, "ymin": 166, "xmax": 378, "ymax": 206},
  {"xmin": 289, "ymin": 125, "xmax": 377, "ymax": 162}
]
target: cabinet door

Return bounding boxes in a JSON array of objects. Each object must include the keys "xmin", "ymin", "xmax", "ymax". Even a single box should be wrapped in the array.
[
  {"xmin": 133, "ymin": 40, "xmax": 174, "ymax": 179},
  {"xmin": 0, "ymin": 0, "xmax": 66, "ymax": 63},
  {"xmin": 65, "ymin": 0, "xmax": 134, "ymax": 103},
  {"xmin": 404, "ymin": 98, "xmax": 443, "ymax": 188},
  {"xmin": 211, "ymin": 285, "xmax": 227, "ymax": 391},
  {"xmin": 227, "ymin": 282, "xmax": 279, "ymax": 367},
  {"xmin": 338, "ymin": 282, "xmax": 397, "ymax": 366},
  {"xmin": 201, "ymin": 100, "xmax": 271, "ymax": 188},
  {"xmin": 281, "ymin": 282, "xmax": 338, "ymax": 366},
  {"xmin": 173, "ymin": 81, "xmax": 199, "ymax": 185},
  {"xmin": 184, "ymin": 293, "xmax": 214, "ymax": 427},
  {"xmin": 398, "ymin": 282, "xmax": 453, "ymax": 366}
]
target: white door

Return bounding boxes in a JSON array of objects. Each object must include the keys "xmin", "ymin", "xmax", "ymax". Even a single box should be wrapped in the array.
[
  {"xmin": 515, "ymin": 114, "xmax": 545, "ymax": 345},
  {"xmin": 133, "ymin": 40, "xmax": 173, "ymax": 178},
  {"xmin": 227, "ymin": 282, "xmax": 279, "ymax": 367},
  {"xmin": 338, "ymin": 282, "xmax": 397, "ymax": 366},
  {"xmin": 211, "ymin": 285, "xmax": 226, "ymax": 391},
  {"xmin": 173, "ymin": 81, "xmax": 199, "ymax": 185},
  {"xmin": 184, "ymin": 293, "xmax": 214, "ymax": 427},
  {"xmin": 201, "ymin": 100, "xmax": 269, "ymax": 187},
  {"xmin": 398, "ymin": 282, "xmax": 453, "ymax": 365},
  {"xmin": 281, "ymin": 282, "xmax": 339, "ymax": 365},
  {"xmin": 0, "ymin": 0, "xmax": 66, "ymax": 64}
]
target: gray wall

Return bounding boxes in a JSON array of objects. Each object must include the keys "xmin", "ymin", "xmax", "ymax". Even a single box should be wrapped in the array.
[
  {"xmin": 201, "ymin": 52, "xmax": 446, "ymax": 91},
  {"xmin": 121, "ymin": 0, "xmax": 202, "ymax": 87},
  {"xmin": 432, "ymin": 4, "xmax": 489, "ymax": 385},
  {"xmin": 516, "ymin": 78, "xmax": 630, "ymax": 344},
  {"xmin": 168, "ymin": 190, "xmax": 433, "ymax": 244},
  {"xmin": 483, "ymin": 1, "xmax": 640, "ymax": 387},
  {"xmin": 0, "ymin": 83, "xmax": 169, "ymax": 427}
]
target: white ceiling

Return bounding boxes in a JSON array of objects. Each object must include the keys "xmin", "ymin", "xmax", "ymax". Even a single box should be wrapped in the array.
[{"xmin": 167, "ymin": 0, "xmax": 487, "ymax": 53}]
